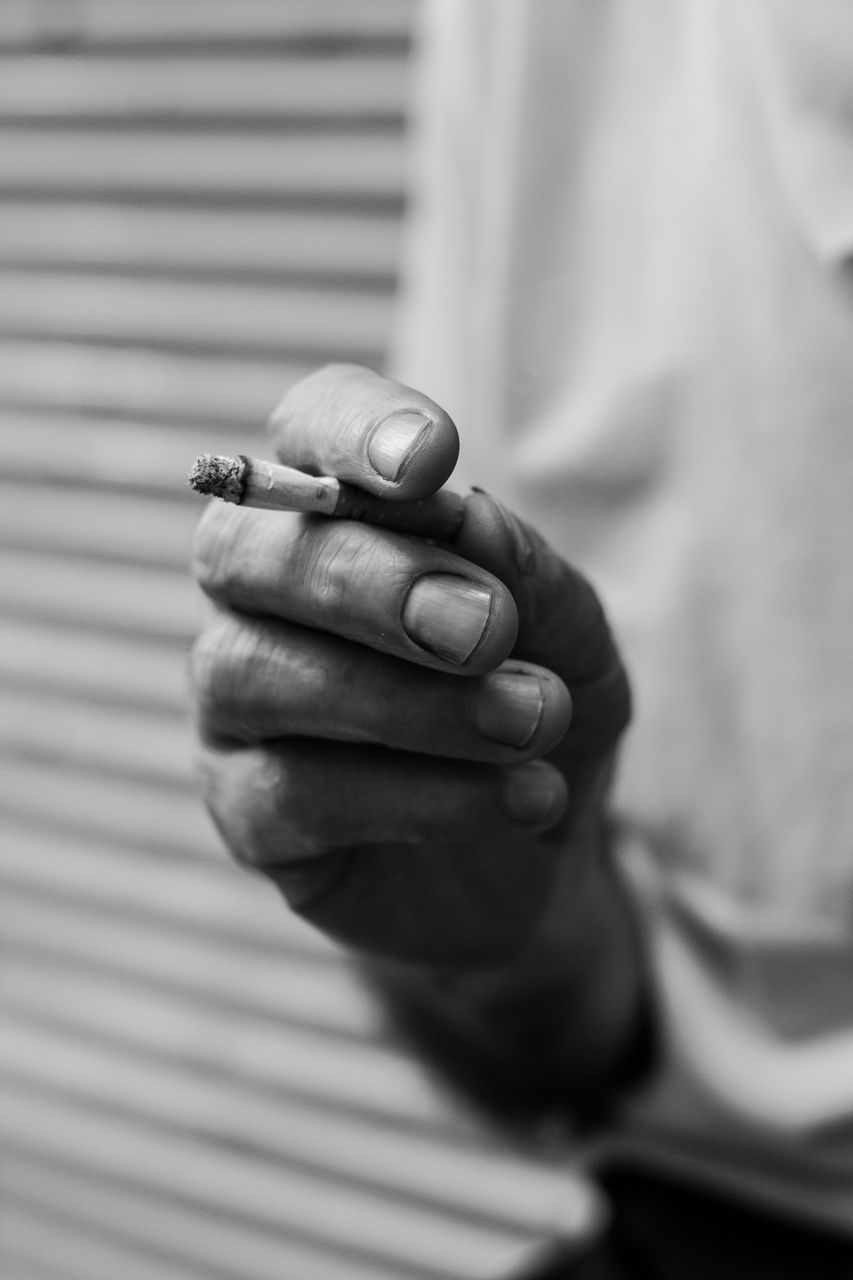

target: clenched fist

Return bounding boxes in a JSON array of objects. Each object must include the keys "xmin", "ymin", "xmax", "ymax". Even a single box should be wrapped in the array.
[{"xmin": 190, "ymin": 364, "xmax": 632, "ymax": 973}]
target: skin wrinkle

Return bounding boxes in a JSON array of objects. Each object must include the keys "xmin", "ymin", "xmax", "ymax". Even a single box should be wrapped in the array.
[
  {"xmin": 277, "ymin": 631, "xmax": 393, "ymax": 748},
  {"xmin": 269, "ymin": 363, "xmax": 459, "ymax": 501},
  {"xmin": 299, "ymin": 521, "xmax": 364, "ymax": 622},
  {"xmin": 360, "ymin": 655, "xmax": 408, "ymax": 748},
  {"xmin": 190, "ymin": 618, "xmax": 258, "ymax": 747},
  {"xmin": 196, "ymin": 501, "xmax": 617, "ymax": 820},
  {"xmin": 191, "ymin": 360, "xmax": 644, "ymax": 1066},
  {"xmin": 195, "ymin": 519, "xmax": 589, "ymax": 839},
  {"xmin": 214, "ymin": 737, "xmax": 565, "ymax": 875},
  {"xmin": 196, "ymin": 604, "xmax": 558, "ymax": 761},
  {"xmin": 191, "ymin": 617, "xmax": 261, "ymax": 743},
  {"xmin": 190, "ymin": 499, "xmax": 236, "ymax": 598},
  {"xmin": 201, "ymin": 744, "xmax": 287, "ymax": 870},
  {"xmin": 221, "ymin": 623, "xmax": 272, "ymax": 736},
  {"xmin": 265, "ymin": 748, "xmax": 329, "ymax": 864},
  {"xmin": 299, "ymin": 518, "xmax": 435, "ymax": 649},
  {"xmin": 250, "ymin": 631, "xmax": 334, "ymax": 742},
  {"xmin": 192, "ymin": 502, "xmax": 285, "ymax": 610},
  {"xmin": 197, "ymin": 496, "xmax": 517, "ymax": 674},
  {"xmin": 283, "ymin": 367, "xmax": 394, "ymax": 478}
]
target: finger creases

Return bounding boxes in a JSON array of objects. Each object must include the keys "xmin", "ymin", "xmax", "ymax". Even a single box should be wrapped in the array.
[
  {"xmin": 194, "ymin": 506, "xmax": 518, "ymax": 674},
  {"xmin": 193, "ymin": 613, "xmax": 572, "ymax": 762},
  {"xmin": 268, "ymin": 363, "xmax": 460, "ymax": 500},
  {"xmin": 200, "ymin": 741, "xmax": 568, "ymax": 864},
  {"xmin": 198, "ymin": 740, "xmax": 569, "ymax": 965}
]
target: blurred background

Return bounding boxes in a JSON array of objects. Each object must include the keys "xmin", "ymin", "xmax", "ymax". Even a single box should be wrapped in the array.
[{"xmin": 0, "ymin": 3, "xmax": 593, "ymax": 1278}]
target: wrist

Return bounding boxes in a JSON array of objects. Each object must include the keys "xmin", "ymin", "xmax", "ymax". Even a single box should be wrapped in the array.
[
  {"xmin": 365, "ymin": 814, "xmax": 656, "ymax": 1126},
  {"xmin": 457, "ymin": 821, "xmax": 652, "ymax": 1106}
]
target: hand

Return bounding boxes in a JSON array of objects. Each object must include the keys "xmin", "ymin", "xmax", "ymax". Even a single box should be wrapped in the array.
[{"xmin": 190, "ymin": 364, "xmax": 631, "ymax": 970}]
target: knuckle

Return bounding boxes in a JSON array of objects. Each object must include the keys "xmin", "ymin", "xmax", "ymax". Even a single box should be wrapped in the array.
[
  {"xmin": 262, "ymin": 751, "xmax": 326, "ymax": 863},
  {"xmin": 194, "ymin": 745, "xmax": 227, "ymax": 829},
  {"xmin": 190, "ymin": 500, "xmax": 241, "ymax": 597},
  {"xmin": 189, "ymin": 615, "xmax": 241, "ymax": 731},
  {"xmin": 194, "ymin": 745, "xmax": 265, "ymax": 869},
  {"xmin": 302, "ymin": 524, "xmax": 365, "ymax": 615},
  {"xmin": 188, "ymin": 627, "xmax": 218, "ymax": 706},
  {"xmin": 191, "ymin": 616, "xmax": 289, "ymax": 741},
  {"xmin": 198, "ymin": 744, "xmax": 325, "ymax": 870}
]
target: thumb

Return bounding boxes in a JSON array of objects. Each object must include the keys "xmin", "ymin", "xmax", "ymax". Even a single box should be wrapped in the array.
[{"xmin": 454, "ymin": 490, "xmax": 631, "ymax": 760}]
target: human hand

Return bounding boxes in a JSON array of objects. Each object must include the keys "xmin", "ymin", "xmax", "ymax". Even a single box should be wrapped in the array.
[{"xmin": 190, "ymin": 364, "xmax": 631, "ymax": 968}]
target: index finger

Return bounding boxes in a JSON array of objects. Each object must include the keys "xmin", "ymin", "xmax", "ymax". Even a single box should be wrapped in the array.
[{"xmin": 268, "ymin": 364, "xmax": 460, "ymax": 502}]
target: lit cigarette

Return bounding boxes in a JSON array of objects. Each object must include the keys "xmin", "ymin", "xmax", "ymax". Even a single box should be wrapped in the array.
[{"xmin": 188, "ymin": 453, "xmax": 464, "ymax": 541}]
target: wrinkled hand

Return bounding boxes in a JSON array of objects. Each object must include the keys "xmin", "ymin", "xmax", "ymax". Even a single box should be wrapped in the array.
[{"xmin": 191, "ymin": 364, "xmax": 630, "ymax": 967}]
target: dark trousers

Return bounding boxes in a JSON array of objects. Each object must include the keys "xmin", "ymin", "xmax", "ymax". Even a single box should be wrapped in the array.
[{"xmin": 513, "ymin": 1164, "xmax": 853, "ymax": 1280}]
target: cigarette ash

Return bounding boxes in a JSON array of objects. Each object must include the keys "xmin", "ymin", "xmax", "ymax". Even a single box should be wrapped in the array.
[{"xmin": 188, "ymin": 454, "xmax": 246, "ymax": 504}]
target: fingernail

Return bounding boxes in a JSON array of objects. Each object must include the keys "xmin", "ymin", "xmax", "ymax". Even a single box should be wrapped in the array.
[
  {"xmin": 475, "ymin": 672, "xmax": 543, "ymax": 747},
  {"xmin": 368, "ymin": 411, "xmax": 430, "ymax": 481},
  {"xmin": 402, "ymin": 573, "xmax": 492, "ymax": 664},
  {"xmin": 502, "ymin": 761, "xmax": 565, "ymax": 824}
]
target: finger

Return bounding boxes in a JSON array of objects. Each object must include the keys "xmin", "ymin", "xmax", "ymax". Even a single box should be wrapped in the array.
[
  {"xmin": 454, "ymin": 490, "xmax": 631, "ymax": 745},
  {"xmin": 192, "ymin": 500, "xmax": 518, "ymax": 674},
  {"xmin": 197, "ymin": 739, "xmax": 568, "ymax": 963},
  {"xmin": 200, "ymin": 741, "xmax": 568, "ymax": 867},
  {"xmin": 268, "ymin": 363, "xmax": 459, "ymax": 501},
  {"xmin": 191, "ymin": 612, "xmax": 572, "ymax": 762}
]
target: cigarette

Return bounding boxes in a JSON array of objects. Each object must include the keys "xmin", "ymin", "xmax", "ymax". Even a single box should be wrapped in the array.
[{"xmin": 188, "ymin": 453, "xmax": 464, "ymax": 541}]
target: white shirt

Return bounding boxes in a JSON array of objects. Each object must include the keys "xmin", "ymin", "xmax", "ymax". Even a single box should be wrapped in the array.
[{"xmin": 392, "ymin": 0, "xmax": 853, "ymax": 1231}]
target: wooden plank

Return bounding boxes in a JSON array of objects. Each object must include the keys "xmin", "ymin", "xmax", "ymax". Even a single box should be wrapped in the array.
[
  {"xmin": 0, "ymin": 58, "xmax": 408, "ymax": 121},
  {"xmin": 0, "ymin": 550, "xmax": 200, "ymax": 638},
  {"xmin": 0, "ymin": 272, "xmax": 392, "ymax": 359},
  {"xmin": 0, "ymin": 759, "xmax": 215, "ymax": 856},
  {"xmin": 0, "ymin": 620, "xmax": 188, "ymax": 710},
  {"xmin": 0, "ymin": 413, "xmax": 267, "ymax": 493},
  {"xmin": 0, "ymin": 890, "xmax": 380, "ymax": 1036},
  {"xmin": 0, "ymin": 341, "xmax": 308, "ymax": 424},
  {"xmin": 0, "ymin": 965, "xmax": 452, "ymax": 1127},
  {"xmin": 0, "ymin": 1085, "xmax": 534, "ymax": 1276},
  {"xmin": 0, "ymin": 131, "xmax": 406, "ymax": 204},
  {"xmin": 0, "ymin": 819, "xmax": 335, "ymax": 955},
  {"xmin": 0, "ymin": 482, "xmax": 198, "ymax": 565},
  {"xmin": 0, "ymin": 1017, "xmax": 597, "ymax": 1237},
  {"xmin": 0, "ymin": 203, "xmax": 401, "ymax": 279},
  {"xmin": 1, "ymin": 1164, "xmax": 427, "ymax": 1280},
  {"xmin": 0, "ymin": 0, "xmax": 416, "ymax": 48},
  {"xmin": 0, "ymin": 688, "xmax": 194, "ymax": 786}
]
